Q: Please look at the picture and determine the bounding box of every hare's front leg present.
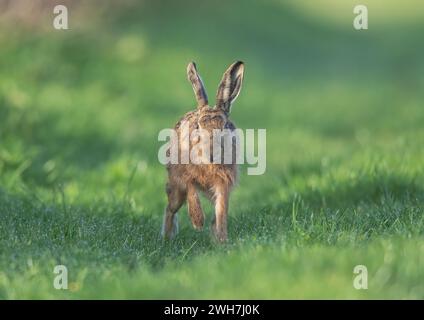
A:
[212,185,229,242]
[162,182,186,239]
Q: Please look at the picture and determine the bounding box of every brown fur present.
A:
[162,61,245,242]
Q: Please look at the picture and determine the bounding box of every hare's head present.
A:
[187,61,245,131]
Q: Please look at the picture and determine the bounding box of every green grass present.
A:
[0,0,423,299]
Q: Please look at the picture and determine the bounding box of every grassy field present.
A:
[0,0,423,299]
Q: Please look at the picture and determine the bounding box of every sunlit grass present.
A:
[0,0,423,299]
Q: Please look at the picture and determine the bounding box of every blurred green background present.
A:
[0,0,423,299]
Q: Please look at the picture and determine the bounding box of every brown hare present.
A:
[161,61,245,242]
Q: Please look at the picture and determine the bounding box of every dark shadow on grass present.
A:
[230,166,424,244]
[292,171,423,209]
[0,100,119,186]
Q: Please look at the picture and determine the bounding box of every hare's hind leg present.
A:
[162,182,186,239]
[212,184,229,242]
[187,184,204,230]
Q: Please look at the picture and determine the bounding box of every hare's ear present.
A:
[215,61,244,113]
[187,62,208,107]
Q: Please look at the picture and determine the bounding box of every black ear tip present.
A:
[231,61,245,73]
[187,61,197,71]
